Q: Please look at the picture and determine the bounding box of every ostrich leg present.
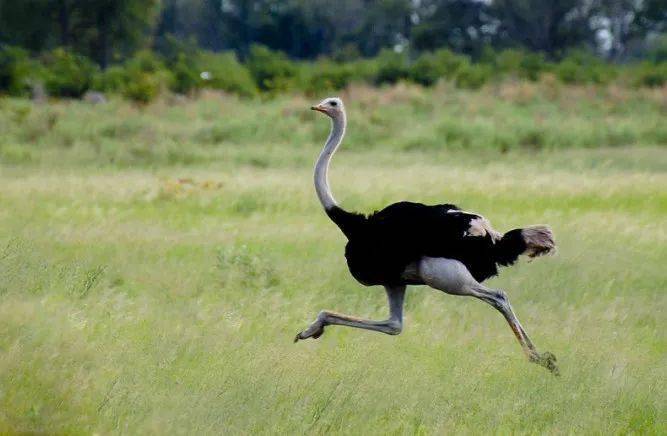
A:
[416,257,559,375]
[294,285,406,341]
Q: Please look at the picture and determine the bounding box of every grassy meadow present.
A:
[0,83,666,434]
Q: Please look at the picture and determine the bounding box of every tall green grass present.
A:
[0,87,665,433]
[1,83,666,169]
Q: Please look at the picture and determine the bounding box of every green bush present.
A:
[83,46,257,102]
[122,73,162,104]
[246,45,296,93]
[121,51,171,103]
[375,49,410,85]
[170,53,202,95]
[2,42,666,101]
[93,66,127,93]
[479,47,506,70]
[156,36,203,95]
[519,52,547,81]
[301,60,354,93]
[433,49,469,79]
[487,49,548,81]
[555,51,616,85]
[125,50,165,75]
[156,37,255,96]
[554,58,580,84]
[409,49,468,86]
[409,52,444,86]
[346,58,379,83]
[41,48,97,98]
[634,62,667,87]
[0,45,32,96]
[197,51,257,97]
[455,63,490,89]
[646,34,667,64]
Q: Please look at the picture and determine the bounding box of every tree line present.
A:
[1,0,666,67]
[1,1,666,102]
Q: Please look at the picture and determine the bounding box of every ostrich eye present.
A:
[330,101,337,107]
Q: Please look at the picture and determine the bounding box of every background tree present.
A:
[634,0,667,34]
[0,0,160,67]
[411,0,493,56]
[76,0,161,67]
[490,0,598,57]
[0,0,59,51]
[1,0,667,66]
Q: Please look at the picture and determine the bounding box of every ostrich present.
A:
[294,97,559,375]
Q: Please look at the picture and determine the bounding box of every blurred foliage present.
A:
[634,62,667,87]
[41,48,97,98]
[454,62,491,89]
[646,34,667,63]
[119,51,170,104]
[2,43,667,102]
[374,50,410,85]
[300,60,355,94]
[0,0,666,102]
[0,0,665,69]
[554,50,617,85]
[3,79,666,170]
[0,0,160,67]
[410,49,468,86]
[246,45,297,93]
[0,45,33,96]
[196,51,257,97]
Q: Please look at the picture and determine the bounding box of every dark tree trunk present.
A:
[58,0,70,46]
[97,9,110,68]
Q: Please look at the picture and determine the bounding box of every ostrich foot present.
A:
[529,351,559,376]
[294,320,325,342]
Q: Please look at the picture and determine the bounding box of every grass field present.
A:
[0,84,666,434]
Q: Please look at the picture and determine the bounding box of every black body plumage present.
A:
[326,202,528,285]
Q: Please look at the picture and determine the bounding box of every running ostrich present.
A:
[295,97,559,374]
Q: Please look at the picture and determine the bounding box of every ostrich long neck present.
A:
[314,112,346,210]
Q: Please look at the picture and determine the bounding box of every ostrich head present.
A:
[311,97,344,118]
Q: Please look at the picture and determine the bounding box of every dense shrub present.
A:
[85,46,257,101]
[246,45,296,93]
[455,63,490,89]
[433,49,468,79]
[127,50,165,76]
[646,34,667,63]
[555,58,581,84]
[346,58,379,84]
[0,45,33,96]
[374,49,410,85]
[170,53,202,94]
[156,37,257,97]
[3,43,667,103]
[484,49,548,81]
[122,73,163,104]
[409,49,468,86]
[93,66,127,93]
[120,51,170,103]
[555,51,616,85]
[301,60,354,93]
[156,36,203,95]
[197,51,257,97]
[409,52,444,86]
[41,48,97,98]
[634,62,667,87]
[519,52,548,81]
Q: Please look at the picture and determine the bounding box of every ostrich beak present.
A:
[311,105,326,113]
